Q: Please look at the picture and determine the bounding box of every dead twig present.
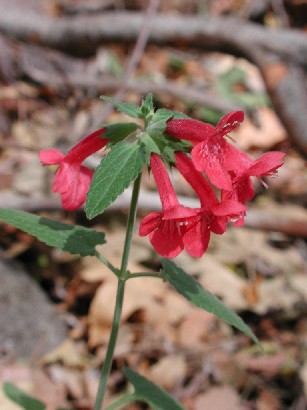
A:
[0,192,306,238]
[1,5,306,154]
[95,0,160,122]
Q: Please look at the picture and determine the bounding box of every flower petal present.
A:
[166,119,215,144]
[212,200,247,216]
[175,152,218,208]
[191,141,232,190]
[139,212,162,236]
[39,149,65,165]
[150,220,184,258]
[216,111,244,135]
[52,163,93,210]
[150,154,179,209]
[66,128,108,163]
[183,219,210,258]
[163,204,199,220]
[247,152,285,176]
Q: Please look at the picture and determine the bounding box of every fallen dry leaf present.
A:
[194,385,247,410]
[178,310,216,348]
[236,107,286,150]
[147,354,187,390]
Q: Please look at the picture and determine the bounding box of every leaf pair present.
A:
[3,369,184,410]
[0,209,261,344]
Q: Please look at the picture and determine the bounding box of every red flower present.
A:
[173,153,246,257]
[166,111,245,190]
[222,150,285,225]
[39,128,107,210]
[139,154,197,258]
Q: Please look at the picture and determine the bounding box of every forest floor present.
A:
[0,1,306,409]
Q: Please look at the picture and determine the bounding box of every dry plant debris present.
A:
[0,0,306,409]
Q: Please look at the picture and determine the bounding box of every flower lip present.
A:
[39,127,108,211]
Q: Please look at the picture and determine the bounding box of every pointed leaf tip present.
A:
[161,258,262,349]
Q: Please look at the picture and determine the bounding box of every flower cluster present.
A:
[139,111,284,258]
[39,110,284,259]
[39,128,108,210]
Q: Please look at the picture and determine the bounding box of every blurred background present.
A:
[0,1,306,409]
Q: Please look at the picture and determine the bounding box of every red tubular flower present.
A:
[139,154,197,258]
[39,128,107,210]
[166,111,245,190]
[173,152,247,257]
[222,151,285,225]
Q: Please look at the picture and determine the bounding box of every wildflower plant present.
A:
[0,94,284,410]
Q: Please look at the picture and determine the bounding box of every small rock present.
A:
[0,257,66,358]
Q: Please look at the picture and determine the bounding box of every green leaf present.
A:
[217,67,246,91]
[3,382,46,410]
[103,122,138,146]
[86,141,147,219]
[140,93,154,118]
[198,107,221,125]
[0,208,105,256]
[107,52,124,79]
[228,92,270,109]
[147,119,169,139]
[140,132,162,163]
[123,367,185,410]
[153,109,191,122]
[100,96,139,118]
[161,258,262,347]
[216,67,269,109]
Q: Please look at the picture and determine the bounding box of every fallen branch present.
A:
[0,7,306,64]
[4,37,238,113]
[0,192,306,238]
[0,4,306,153]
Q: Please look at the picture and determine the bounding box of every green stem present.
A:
[105,393,138,410]
[94,251,118,275]
[127,272,166,280]
[94,279,125,410]
[94,174,142,410]
[119,174,142,277]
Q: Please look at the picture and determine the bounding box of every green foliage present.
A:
[100,96,140,118]
[3,383,46,410]
[141,132,192,164]
[216,67,270,109]
[107,52,124,79]
[140,108,191,164]
[153,108,191,121]
[0,208,105,256]
[140,93,155,119]
[197,107,222,124]
[123,367,185,410]
[85,141,147,219]
[168,54,185,73]
[103,122,138,146]
[161,258,262,348]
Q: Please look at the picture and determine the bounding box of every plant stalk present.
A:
[94,173,142,410]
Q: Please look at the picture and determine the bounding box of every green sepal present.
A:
[102,122,138,147]
[140,132,191,165]
[154,108,191,121]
